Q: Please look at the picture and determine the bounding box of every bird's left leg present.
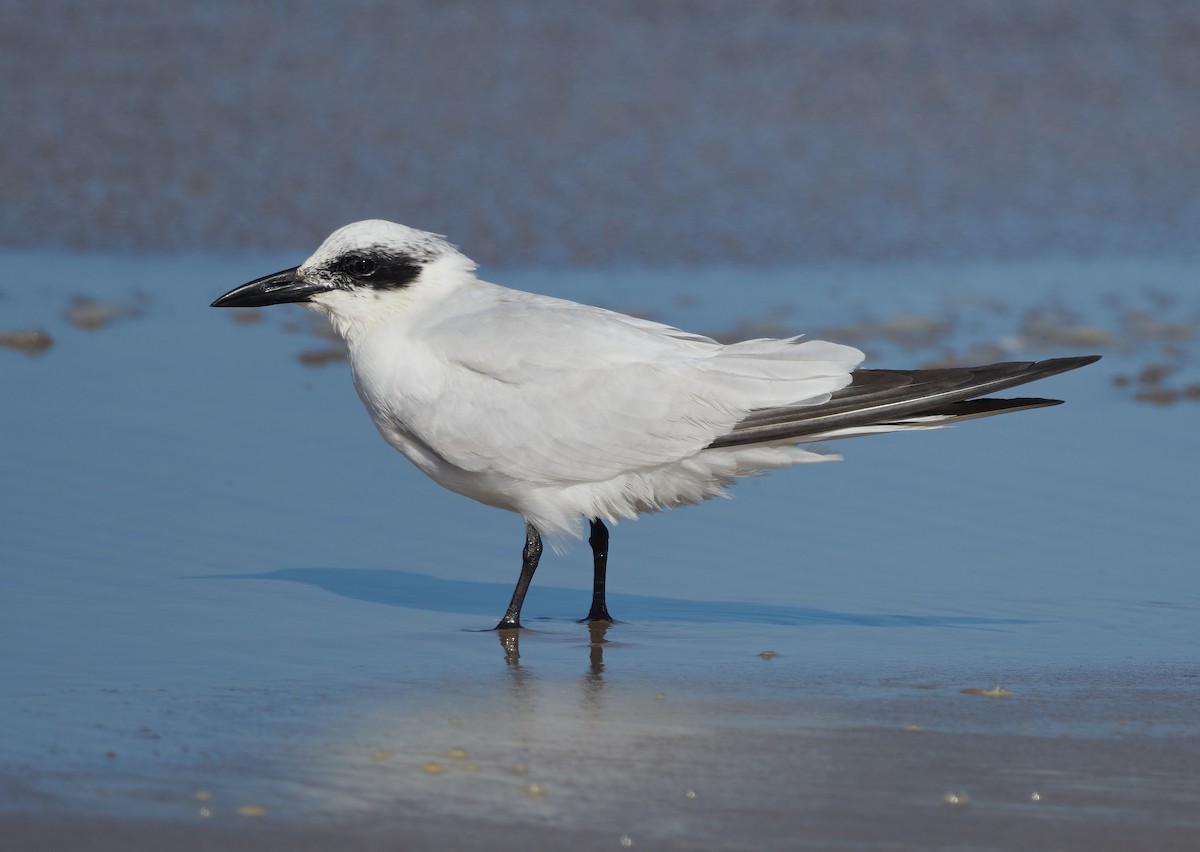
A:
[580,518,615,623]
[496,522,542,630]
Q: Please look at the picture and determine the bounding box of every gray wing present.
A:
[707,356,1101,449]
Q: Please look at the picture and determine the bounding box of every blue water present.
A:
[2,250,1197,832]
[2,2,1198,263]
[3,3,1198,845]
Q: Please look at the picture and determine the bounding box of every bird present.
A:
[211,220,1100,629]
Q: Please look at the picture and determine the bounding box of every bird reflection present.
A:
[586,620,611,676]
[496,621,615,714]
[496,627,537,713]
[497,626,522,667]
[582,620,611,712]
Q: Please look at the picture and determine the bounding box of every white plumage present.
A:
[212,220,1098,627]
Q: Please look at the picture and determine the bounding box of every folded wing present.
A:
[707,356,1101,448]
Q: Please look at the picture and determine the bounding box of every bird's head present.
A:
[211,220,476,340]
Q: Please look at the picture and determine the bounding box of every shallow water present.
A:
[2,249,1198,849]
[3,1,1199,264]
[4,2,1199,846]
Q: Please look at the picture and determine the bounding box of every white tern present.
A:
[212,220,1099,628]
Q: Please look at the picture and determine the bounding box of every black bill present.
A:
[210,267,331,308]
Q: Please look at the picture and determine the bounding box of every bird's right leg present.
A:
[580,518,615,623]
[496,522,542,630]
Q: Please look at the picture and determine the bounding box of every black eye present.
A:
[345,257,378,278]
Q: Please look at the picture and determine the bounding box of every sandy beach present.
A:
[2,3,1198,849]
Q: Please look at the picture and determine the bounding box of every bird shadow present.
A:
[194,567,1030,628]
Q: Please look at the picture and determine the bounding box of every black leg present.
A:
[496,522,542,629]
[581,518,615,623]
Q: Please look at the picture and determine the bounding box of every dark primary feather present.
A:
[707,355,1101,448]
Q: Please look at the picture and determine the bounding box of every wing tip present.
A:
[1034,354,1102,371]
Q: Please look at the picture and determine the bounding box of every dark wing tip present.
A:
[1033,354,1102,373]
[708,354,1101,449]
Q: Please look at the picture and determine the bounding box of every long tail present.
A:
[707,355,1101,448]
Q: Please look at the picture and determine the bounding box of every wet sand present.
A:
[3,250,1198,849]
[3,3,1198,848]
[5,669,1199,852]
[4,619,1199,851]
[2,1,1198,263]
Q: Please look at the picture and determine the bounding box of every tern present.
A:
[212,220,1099,629]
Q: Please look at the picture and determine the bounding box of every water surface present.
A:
[2,249,1197,850]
